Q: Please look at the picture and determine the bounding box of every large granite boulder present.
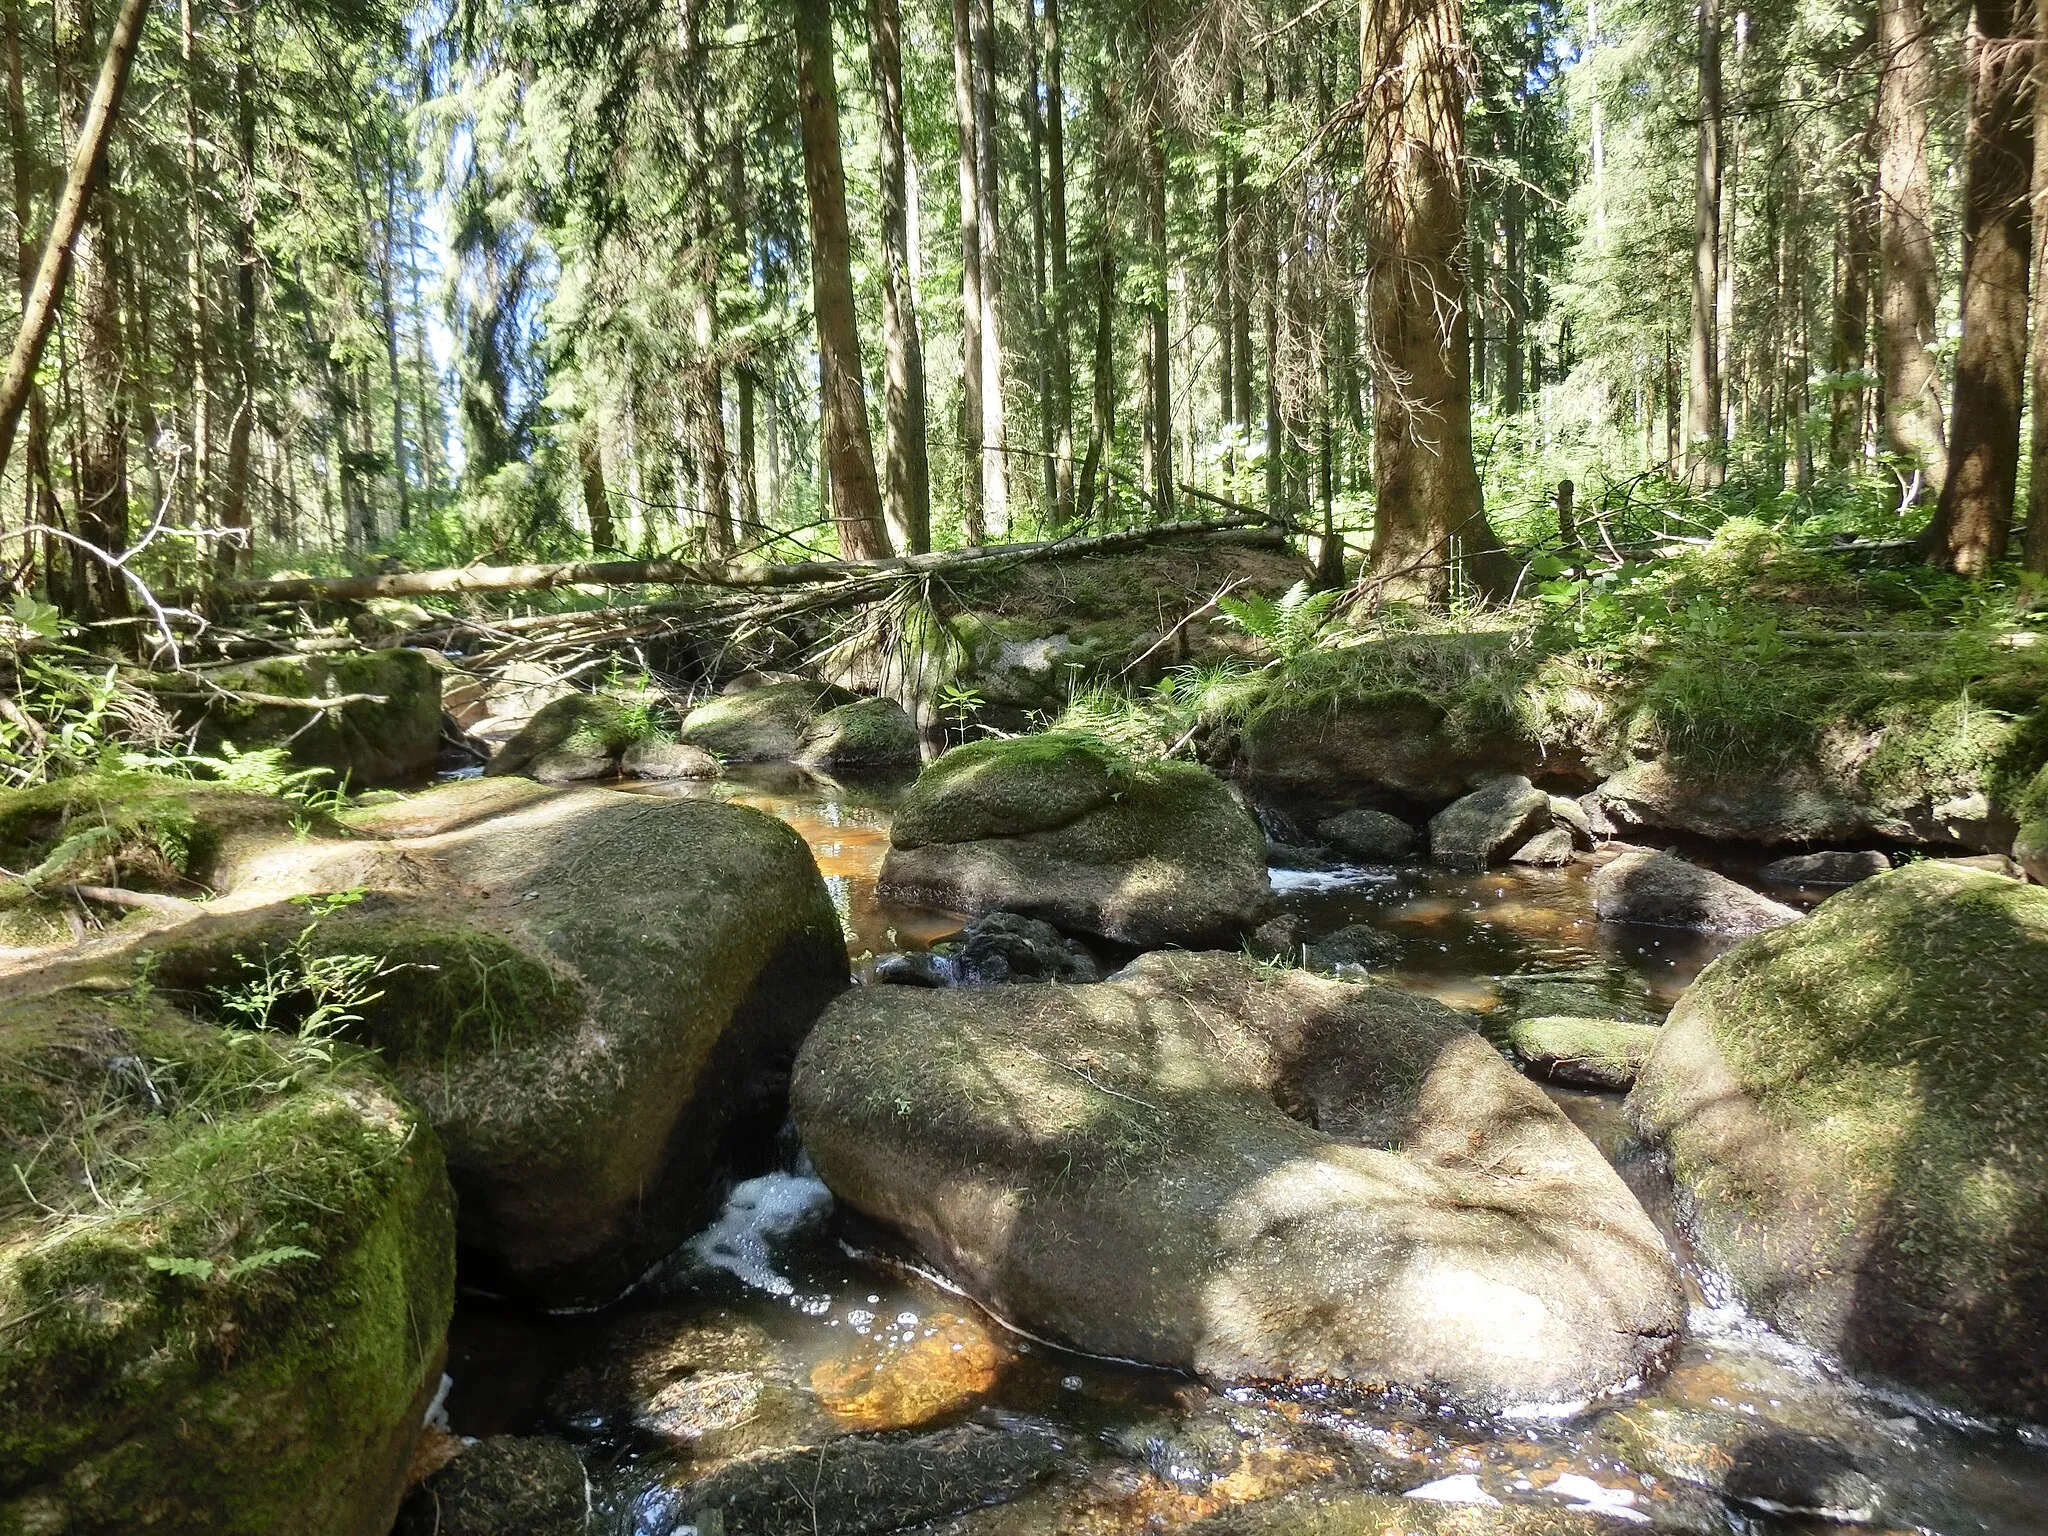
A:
[143,780,849,1308]
[679,681,857,763]
[0,988,454,1535]
[793,952,1683,1409]
[1317,808,1419,862]
[794,698,921,775]
[1592,850,1800,934]
[1758,849,1891,887]
[1628,862,2048,1418]
[878,735,1271,948]
[154,648,442,789]
[1428,776,1554,870]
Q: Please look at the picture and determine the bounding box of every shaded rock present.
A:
[1578,792,1617,842]
[669,1421,1061,1536]
[143,782,849,1308]
[153,647,442,789]
[1234,690,1541,820]
[681,681,857,763]
[1316,808,1419,862]
[1759,850,1891,887]
[620,740,721,781]
[721,669,809,693]
[873,951,954,988]
[1593,851,1800,934]
[1509,828,1576,866]
[0,989,454,1536]
[1627,862,2048,1419]
[1429,776,1554,871]
[795,698,922,774]
[878,736,1270,949]
[1188,1488,1625,1535]
[950,912,1102,985]
[1505,1016,1662,1092]
[793,952,1683,1409]
[486,693,664,781]
[2017,821,2048,885]
[1549,795,1596,849]
[529,746,617,784]
[1266,839,1338,871]
[1247,913,1308,962]
[1601,1408,1883,1523]
[1938,852,2023,878]
[1303,922,1403,974]
[394,1436,589,1536]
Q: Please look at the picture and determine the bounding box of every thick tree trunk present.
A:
[1831,174,1875,469]
[1042,0,1073,526]
[1685,0,1723,485]
[2027,0,2048,573]
[795,0,891,560]
[971,0,1008,531]
[1359,0,1510,600]
[1928,0,2034,574]
[1143,86,1173,520]
[579,433,615,551]
[218,0,255,576]
[4,0,58,573]
[952,0,985,543]
[680,0,732,557]
[1877,0,1948,501]
[869,0,931,553]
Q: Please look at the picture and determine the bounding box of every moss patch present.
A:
[485,692,668,779]
[889,732,1132,849]
[0,986,455,1533]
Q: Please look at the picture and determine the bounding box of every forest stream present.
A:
[429,767,2048,1536]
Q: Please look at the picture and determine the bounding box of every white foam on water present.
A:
[685,1171,833,1297]
[1404,1474,1499,1506]
[1546,1473,1650,1524]
[1267,864,1402,893]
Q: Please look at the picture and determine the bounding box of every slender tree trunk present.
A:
[1877,0,1948,501]
[1503,194,1524,413]
[952,0,985,543]
[1216,164,1233,438]
[681,0,732,557]
[378,136,411,531]
[795,0,891,560]
[1229,72,1254,431]
[2026,0,2048,572]
[1685,0,1723,485]
[180,0,210,527]
[1359,0,1510,600]
[1142,73,1173,519]
[1042,0,1073,526]
[1719,11,1744,449]
[579,432,614,551]
[730,131,761,542]
[219,0,256,576]
[1022,0,1053,522]
[869,0,931,553]
[1078,81,1115,524]
[1831,173,1875,469]
[1929,0,2034,574]
[5,0,58,574]
[971,0,1008,531]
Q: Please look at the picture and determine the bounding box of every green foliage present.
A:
[209,892,403,1075]
[1217,581,1345,664]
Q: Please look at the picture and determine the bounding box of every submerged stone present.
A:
[1592,850,1800,934]
[1601,1407,1883,1523]
[1188,1488,1627,1535]
[1628,862,2048,1419]
[793,952,1682,1409]
[1758,849,1891,887]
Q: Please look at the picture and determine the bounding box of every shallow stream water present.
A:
[443,768,2048,1535]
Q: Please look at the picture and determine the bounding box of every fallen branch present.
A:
[56,884,199,915]
[219,516,1280,606]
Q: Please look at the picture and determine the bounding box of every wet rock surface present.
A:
[681,680,859,763]
[793,951,1683,1408]
[1601,1407,1884,1522]
[948,911,1103,985]
[1504,1015,1662,1091]
[1758,849,1892,887]
[394,1435,591,1536]
[795,698,923,774]
[1429,776,1555,871]
[1592,850,1801,933]
[1316,808,1419,862]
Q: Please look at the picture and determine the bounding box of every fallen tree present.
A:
[220,516,1284,606]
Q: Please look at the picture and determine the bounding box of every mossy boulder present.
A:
[794,698,921,775]
[1627,862,2048,1418]
[0,987,455,1535]
[485,692,667,781]
[792,953,1682,1409]
[2013,764,2048,883]
[1428,775,1554,871]
[1234,689,1541,821]
[1317,808,1419,862]
[951,612,1162,709]
[1189,1490,1625,1536]
[878,735,1271,948]
[143,781,849,1308]
[393,1436,589,1536]
[1504,1016,1662,1092]
[156,648,442,790]
[679,681,857,763]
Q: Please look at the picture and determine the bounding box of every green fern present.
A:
[1217,581,1343,663]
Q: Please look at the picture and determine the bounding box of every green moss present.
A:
[0,772,310,896]
[1506,1016,1661,1073]
[678,681,845,762]
[0,987,454,1533]
[889,732,1134,848]
[486,691,668,778]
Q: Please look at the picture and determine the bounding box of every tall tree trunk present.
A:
[730,130,761,543]
[1042,0,1073,526]
[795,0,892,560]
[1142,65,1173,520]
[1216,163,1233,437]
[54,0,127,619]
[869,0,930,553]
[1685,0,1723,485]
[2026,0,2048,573]
[1502,193,1524,413]
[1929,0,2034,573]
[1078,80,1115,524]
[1831,173,1874,469]
[1359,0,1509,600]
[971,0,1008,531]
[181,0,209,527]
[219,0,256,576]
[1022,0,1052,522]
[1229,71,1254,431]
[377,134,411,530]
[5,0,58,574]
[681,0,732,557]
[1877,0,1948,501]
[952,0,985,543]
[579,432,614,551]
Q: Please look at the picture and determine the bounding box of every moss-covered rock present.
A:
[155,648,442,790]
[679,681,856,763]
[794,698,921,774]
[1428,775,1554,871]
[144,781,849,1308]
[485,692,667,781]
[1627,862,2048,1418]
[2013,764,2048,883]
[1505,1016,1662,1092]
[879,736,1270,948]
[951,612,1162,710]
[393,1436,589,1536]
[793,953,1682,1408]
[0,987,455,1535]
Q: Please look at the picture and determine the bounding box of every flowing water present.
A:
[443,767,2048,1535]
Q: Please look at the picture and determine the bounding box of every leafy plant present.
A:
[210,891,407,1080]
[1217,581,1344,663]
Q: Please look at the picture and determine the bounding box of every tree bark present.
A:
[579,432,615,551]
[681,0,733,557]
[1043,0,1073,526]
[2027,0,2048,573]
[952,0,985,543]
[795,0,892,560]
[972,0,1009,531]
[219,0,256,576]
[869,0,931,553]
[4,0,58,574]
[1831,172,1875,469]
[1142,70,1173,520]
[1877,0,1948,501]
[1358,0,1510,600]
[181,0,210,527]
[1078,79,1116,524]
[730,130,761,542]
[1685,0,1723,485]
[1929,0,2034,574]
